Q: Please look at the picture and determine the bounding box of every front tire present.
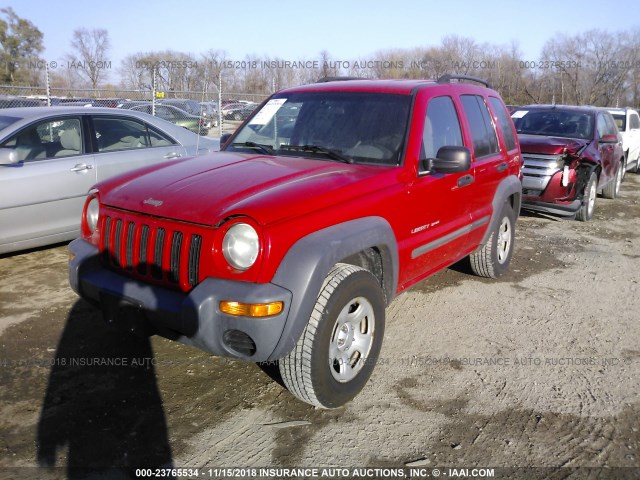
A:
[602,162,622,199]
[279,263,385,408]
[470,201,515,278]
[576,172,598,222]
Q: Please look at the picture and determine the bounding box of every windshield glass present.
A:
[226,91,412,165]
[0,115,21,132]
[511,109,594,140]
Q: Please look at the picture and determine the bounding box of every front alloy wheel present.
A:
[603,162,622,199]
[576,172,597,221]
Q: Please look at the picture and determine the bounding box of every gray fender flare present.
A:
[480,175,522,246]
[267,216,398,360]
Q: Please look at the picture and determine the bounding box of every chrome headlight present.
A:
[222,223,259,270]
[86,196,100,233]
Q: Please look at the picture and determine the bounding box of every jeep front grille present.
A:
[100,209,211,292]
[522,153,564,193]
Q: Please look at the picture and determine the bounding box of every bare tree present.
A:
[68,28,110,91]
[108,29,640,108]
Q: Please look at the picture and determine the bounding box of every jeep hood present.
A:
[518,134,590,155]
[98,152,395,226]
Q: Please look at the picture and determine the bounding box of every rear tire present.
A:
[279,263,385,408]
[470,201,515,278]
[576,172,597,221]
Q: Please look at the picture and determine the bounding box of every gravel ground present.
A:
[0,174,638,480]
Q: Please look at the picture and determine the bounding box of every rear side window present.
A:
[421,96,463,159]
[94,117,149,152]
[93,116,174,151]
[489,97,517,151]
[461,95,499,158]
[147,125,174,147]
[630,112,640,130]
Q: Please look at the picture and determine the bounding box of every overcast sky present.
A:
[7,0,640,73]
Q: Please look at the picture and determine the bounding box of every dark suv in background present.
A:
[512,105,624,221]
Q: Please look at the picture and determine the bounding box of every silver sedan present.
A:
[0,106,219,254]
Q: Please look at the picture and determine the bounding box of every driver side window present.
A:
[421,96,463,159]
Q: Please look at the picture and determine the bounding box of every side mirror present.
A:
[0,148,19,165]
[220,133,232,148]
[419,146,471,175]
[599,133,618,144]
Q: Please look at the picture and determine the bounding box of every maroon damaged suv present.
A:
[512,105,624,221]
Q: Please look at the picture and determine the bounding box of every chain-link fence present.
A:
[0,84,269,139]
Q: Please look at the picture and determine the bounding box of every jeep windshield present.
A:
[512,108,594,140]
[225,92,411,166]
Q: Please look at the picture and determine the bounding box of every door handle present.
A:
[496,162,508,173]
[457,174,474,187]
[164,152,182,159]
[70,164,93,172]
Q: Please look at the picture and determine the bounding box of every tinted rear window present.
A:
[461,95,499,158]
[489,97,517,151]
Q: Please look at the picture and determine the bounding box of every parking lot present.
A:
[0,175,638,478]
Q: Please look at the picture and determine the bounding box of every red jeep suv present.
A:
[69,76,522,408]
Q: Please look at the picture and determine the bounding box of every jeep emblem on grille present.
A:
[143,198,163,207]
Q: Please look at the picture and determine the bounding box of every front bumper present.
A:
[521,164,581,217]
[69,238,292,361]
[521,198,582,217]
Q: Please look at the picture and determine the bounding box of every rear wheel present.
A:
[279,263,385,408]
[576,172,597,221]
[470,201,515,278]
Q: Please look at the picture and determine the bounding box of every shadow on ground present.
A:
[37,300,174,479]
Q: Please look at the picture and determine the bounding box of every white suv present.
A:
[608,107,640,173]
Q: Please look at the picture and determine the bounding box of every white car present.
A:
[607,107,640,173]
[0,107,219,254]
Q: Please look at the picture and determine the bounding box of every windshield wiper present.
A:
[279,144,353,164]
[230,141,275,155]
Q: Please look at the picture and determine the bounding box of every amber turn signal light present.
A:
[219,301,284,317]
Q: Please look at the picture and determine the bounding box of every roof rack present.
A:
[437,74,492,89]
[316,76,364,83]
